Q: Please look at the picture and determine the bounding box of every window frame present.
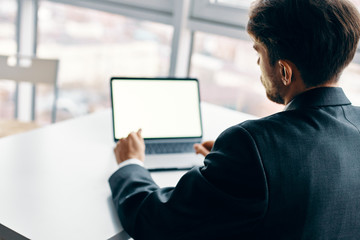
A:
[191,0,248,27]
[104,0,173,13]
[44,0,174,25]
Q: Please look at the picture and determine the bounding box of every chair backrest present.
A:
[0,55,59,123]
[0,55,59,84]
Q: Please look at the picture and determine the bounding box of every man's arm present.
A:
[109,125,268,240]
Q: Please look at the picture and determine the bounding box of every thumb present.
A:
[137,129,142,138]
[137,129,145,144]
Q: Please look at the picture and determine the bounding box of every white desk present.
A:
[0,102,256,240]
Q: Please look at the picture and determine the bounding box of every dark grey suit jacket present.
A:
[109,87,360,240]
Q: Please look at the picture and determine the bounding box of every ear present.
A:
[278,60,293,86]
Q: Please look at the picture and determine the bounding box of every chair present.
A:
[0,55,59,137]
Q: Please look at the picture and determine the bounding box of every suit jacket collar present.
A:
[285,87,351,111]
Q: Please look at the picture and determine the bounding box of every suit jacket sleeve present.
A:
[109,124,268,240]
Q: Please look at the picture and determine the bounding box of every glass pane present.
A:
[192,1,360,114]
[333,0,360,106]
[190,31,360,118]
[190,32,283,117]
[0,0,16,54]
[340,64,360,106]
[37,2,173,123]
[0,0,17,120]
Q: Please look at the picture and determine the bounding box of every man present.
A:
[109,0,360,239]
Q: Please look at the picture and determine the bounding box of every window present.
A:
[37,1,173,122]
[340,64,360,106]
[0,0,16,54]
[340,0,360,106]
[0,0,17,119]
[189,0,280,117]
[190,32,283,117]
[190,0,248,29]
[188,0,360,118]
[4,0,360,123]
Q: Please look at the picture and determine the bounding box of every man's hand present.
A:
[114,129,145,164]
[193,140,214,157]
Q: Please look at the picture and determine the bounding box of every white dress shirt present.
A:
[117,158,144,169]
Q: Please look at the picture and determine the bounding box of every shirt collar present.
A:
[285,87,351,111]
[283,99,294,111]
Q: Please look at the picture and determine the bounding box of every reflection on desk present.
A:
[0,102,255,240]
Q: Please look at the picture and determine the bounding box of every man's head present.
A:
[247,0,360,104]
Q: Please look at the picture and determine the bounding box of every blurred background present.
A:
[1,0,360,125]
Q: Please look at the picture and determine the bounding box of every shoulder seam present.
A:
[341,106,360,135]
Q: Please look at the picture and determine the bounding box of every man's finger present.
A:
[137,129,142,138]
[202,141,214,151]
[194,144,210,156]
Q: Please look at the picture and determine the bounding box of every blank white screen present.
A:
[112,79,202,139]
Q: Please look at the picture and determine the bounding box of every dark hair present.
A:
[247,0,360,87]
